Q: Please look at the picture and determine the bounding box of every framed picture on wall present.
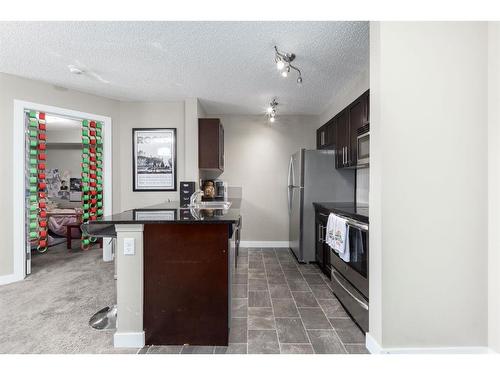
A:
[132,128,177,191]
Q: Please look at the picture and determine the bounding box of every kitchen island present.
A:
[87,201,241,348]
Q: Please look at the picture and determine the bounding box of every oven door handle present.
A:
[331,269,369,311]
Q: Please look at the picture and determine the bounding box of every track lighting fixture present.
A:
[274,46,303,85]
[266,99,279,123]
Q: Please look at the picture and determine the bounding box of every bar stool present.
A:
[81,223,118,330]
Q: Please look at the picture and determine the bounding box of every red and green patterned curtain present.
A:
[27,111,48,253]
[81,120,104,250]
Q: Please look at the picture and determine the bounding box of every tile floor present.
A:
[141,247,368,354]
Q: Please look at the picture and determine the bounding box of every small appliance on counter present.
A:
[179,181,196,207]
[200,179,227,201]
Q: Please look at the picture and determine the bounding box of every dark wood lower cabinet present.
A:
[143,223,230,346]
[315,211,331,278]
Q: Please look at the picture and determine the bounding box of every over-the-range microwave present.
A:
[357,125,369,166]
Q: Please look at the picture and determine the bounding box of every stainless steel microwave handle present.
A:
[331,269,368,310]
[357,132,370,140]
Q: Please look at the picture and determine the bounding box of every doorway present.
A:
[13,101,113,281]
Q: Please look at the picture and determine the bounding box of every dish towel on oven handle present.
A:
[325,213,350,262]
[325,213,337,249]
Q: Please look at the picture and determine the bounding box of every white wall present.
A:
[488,21,500,353]
[184,98,202,185]
[0,72,120,277]
[356,168,369,205]
[118,101,185,211]
[369,22,488,350]
[217,115,318,242]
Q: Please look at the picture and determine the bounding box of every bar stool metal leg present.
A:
[89,237,117,330]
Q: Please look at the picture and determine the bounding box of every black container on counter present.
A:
[179,181,196,207]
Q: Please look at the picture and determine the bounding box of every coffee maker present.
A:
[200,179,227,201]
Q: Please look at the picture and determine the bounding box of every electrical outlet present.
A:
[123,238,135,255]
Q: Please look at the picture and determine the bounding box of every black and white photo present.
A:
[132,128,177,191]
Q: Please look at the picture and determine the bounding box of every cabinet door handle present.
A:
[318,224,323,243]
[331,269,368,310]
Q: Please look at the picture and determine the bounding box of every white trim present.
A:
[365,332,382,354]
[365,332,492,354]
[13,100,113,281]
[114,331,145,348]
[239,241,290,248]
[12,102,25,283]
[0,273,20,286]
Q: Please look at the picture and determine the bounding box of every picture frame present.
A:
[132,128,177,191]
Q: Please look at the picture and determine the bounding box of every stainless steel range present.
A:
[314,203,369,333]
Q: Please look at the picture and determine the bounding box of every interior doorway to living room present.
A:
[13,101,113,281]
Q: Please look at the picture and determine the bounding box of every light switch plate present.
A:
[123,238,135,255]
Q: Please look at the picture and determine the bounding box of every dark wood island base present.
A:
[144,223,233,346]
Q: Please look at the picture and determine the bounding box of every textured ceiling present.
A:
[0,22,369,115]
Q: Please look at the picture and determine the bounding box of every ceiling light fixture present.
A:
[266,98,279,123]
[274,46,303,85]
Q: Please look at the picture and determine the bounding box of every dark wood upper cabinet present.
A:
[199,118,224,174]
[317,89,369,169]
[335,109,350,168]
[316,119,336,150]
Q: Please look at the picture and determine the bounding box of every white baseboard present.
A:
[0,273,23,286]
[114,331,145,348]
[366,332,492,354]
[239,241,290,248]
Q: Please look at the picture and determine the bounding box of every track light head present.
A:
[266,98,279,123]
[281,66,290,78]
[274,46,303,84]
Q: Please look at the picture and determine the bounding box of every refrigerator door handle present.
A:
[287,186,292,214]
[287,156,293,214]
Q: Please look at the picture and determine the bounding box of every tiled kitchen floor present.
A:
[140,247,368,355]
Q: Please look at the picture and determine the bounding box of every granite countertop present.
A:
[88,199,241,225]
[313,202,369,224]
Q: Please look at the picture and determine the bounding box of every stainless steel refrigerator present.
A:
[288,149,355,263]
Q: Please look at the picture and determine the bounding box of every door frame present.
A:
[13,100,113,282]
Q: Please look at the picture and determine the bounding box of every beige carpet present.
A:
[0,242,137,354]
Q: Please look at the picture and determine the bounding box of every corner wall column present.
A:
[114,224,144,348]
